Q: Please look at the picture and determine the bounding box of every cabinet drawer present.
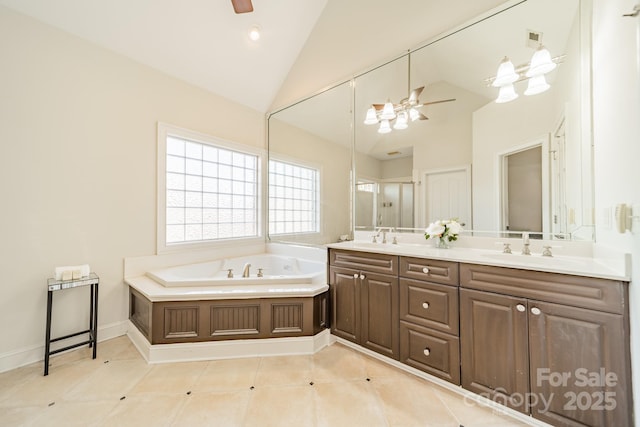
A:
[400,321,460,385]
[400,278,459,335]
[400,257,458,286]
[460,263,626,314]
[330,249,397,275]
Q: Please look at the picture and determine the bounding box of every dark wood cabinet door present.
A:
[361,271,399,359]
[460,288,530,413]
[528,300,632,427]
[329,266,360,343]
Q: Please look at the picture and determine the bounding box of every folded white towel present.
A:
[55,264,90,280]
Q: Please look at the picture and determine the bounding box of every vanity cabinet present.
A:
[399,257,460,384]
[460,263,632,427]
[329,250,399,360]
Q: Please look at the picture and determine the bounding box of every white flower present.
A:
[447,221,462,235]
[425,222,445,238]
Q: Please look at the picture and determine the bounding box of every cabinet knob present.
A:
[422,302,430,309]
[422,267,430,274]
[353,273,359,279]
[516,304,526,312]
[423,348,430,356]
[531,307,541,315]
[360,274,365,280]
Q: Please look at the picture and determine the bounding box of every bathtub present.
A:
[146,253,325,288]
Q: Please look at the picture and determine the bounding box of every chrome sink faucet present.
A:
[242,263,251,278]
[521,233,531,255]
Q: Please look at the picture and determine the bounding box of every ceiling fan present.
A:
[232,0,254,13]
[365,86,456,133]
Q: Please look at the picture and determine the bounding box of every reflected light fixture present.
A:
[380,101,396,120]
[393,111,408,130]
[378,119,392,134]
[487,44,562,103]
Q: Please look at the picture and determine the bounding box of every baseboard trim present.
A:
[126,320,332,364]
[0,320,129,374]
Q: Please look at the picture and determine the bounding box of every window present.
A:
[158,124,260,252]
[269,159,320,235]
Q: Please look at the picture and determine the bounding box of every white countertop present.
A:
[126,275,329,302]
[326,241,630,281]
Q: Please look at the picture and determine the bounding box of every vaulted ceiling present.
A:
[0,0,510,112]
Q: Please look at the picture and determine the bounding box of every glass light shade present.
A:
[492,57,519,87]
[495,84,518,103]
[409,108,420,122]
[524,74,550,96]
[248,26,261,41]
[393,112,408,130]
[378,119,392,134]
[364,107,378,125]
[526,46,556,77]
[380,102,396,120]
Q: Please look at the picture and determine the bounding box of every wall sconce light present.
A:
[487,45,563,103]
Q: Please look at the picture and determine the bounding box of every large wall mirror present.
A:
[268,0,594,244]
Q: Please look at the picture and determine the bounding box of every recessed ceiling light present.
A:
[248,26,261,41]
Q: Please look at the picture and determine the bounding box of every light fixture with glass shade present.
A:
[378,119,392,134]
[526,45,557,77]
[380,101,396,120]
[393,112,408,130]
[364,107,378,125]
[496,84,519,103]
[492,57,519,87]
[524,74,550,96]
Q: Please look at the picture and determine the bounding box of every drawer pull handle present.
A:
[422,302,430,309]
[423,348,431,356]
[531,307,541,315]
[353,273,358,279]
[516,304,526,312]
[360,274,365,280]
[422,267,430,274]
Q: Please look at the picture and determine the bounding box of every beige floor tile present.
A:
[434,386,528,426]
[191,357,260,392]
[29,400,118,427]
[312,343,367,383]
[64,359,151,401]
[254,355,313,387]
[128,361,208,395]
[372,376,459,426]
[5,358,100,407]
[243,384,315,427]
[170,391,250,427]
[96,336,142,361]
[0,405,42,427]
[0,363,42,405]
[361,354,408,380]
[100,394,185,427]
[314,381,387,427]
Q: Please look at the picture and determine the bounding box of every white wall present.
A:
[591,0,640,421]
[0,7,264,370]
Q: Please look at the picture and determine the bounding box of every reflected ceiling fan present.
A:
[232,0,254,13]
[365,86,456,134]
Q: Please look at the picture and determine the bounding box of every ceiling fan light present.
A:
[492,57,519,87]
[495,84,518,103]
[380,102,396,120]
[409,108,420,122]
[393,112,408,130]
[524,74,550,96]
[378,119,392,134]
[364,107,378,125]
[526,46,556,77]
[248,26,261,41]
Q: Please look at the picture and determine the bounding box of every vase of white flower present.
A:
[424,219,462,249]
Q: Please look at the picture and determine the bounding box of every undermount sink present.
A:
[481,252,592,269]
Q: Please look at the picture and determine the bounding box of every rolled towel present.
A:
[55,264,90,280]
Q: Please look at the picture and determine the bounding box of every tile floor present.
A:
[0,336,532,427]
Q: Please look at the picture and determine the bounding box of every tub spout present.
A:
[242,263,251,278]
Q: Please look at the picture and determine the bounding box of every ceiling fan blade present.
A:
[408,86,425,103]
[421,98,456,106]
[418,112,429,120]
[372,104,385,111]
[231,0,253,13]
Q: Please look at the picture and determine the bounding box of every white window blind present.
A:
[268,159,320,235]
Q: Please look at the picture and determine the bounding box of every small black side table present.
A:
[44,273,99,376]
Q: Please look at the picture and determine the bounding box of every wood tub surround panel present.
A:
[129,289,328,345]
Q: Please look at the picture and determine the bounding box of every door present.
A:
[329,267,360,343]
[423,168,470,227]
[360,271,399,359]
[505,146,543,232]
[460,289,530,413]
[528,300,632,427]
